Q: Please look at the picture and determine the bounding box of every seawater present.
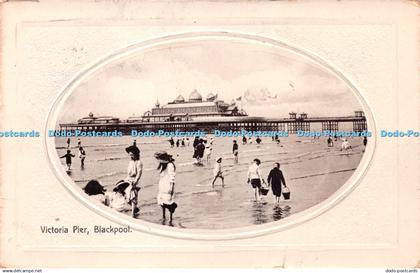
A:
[55,135,365,229]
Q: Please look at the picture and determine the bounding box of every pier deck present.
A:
[59,115,367,134]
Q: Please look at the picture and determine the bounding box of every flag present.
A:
[289,81,295,91]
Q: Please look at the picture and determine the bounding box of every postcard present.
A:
[0,0,418,268]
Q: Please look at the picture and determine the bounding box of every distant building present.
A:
[354,111,365,117]
[77,112,120,124]
[289,112,297,119]
[128,90,247,123]
[299,113,308,119]
[62,94,366,134]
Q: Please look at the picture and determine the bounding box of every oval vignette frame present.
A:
[44,31,377,240]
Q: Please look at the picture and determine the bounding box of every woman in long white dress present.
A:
[204,141,212,163]
[154,151,177,224]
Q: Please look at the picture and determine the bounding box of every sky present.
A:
[57,39,362,123]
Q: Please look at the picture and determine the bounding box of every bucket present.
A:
[282,187,290,200]
[260,188,269,196]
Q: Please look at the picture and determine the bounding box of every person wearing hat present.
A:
[83,179,107,205]
[211,157,224,188]
[194,139,205,166]
[154,151,177,224]
[125,145,143,217]
[107,180,131,212]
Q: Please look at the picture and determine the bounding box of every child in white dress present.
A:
[204,142,213,163]
[125,145,143,217]
[154,151,177,225]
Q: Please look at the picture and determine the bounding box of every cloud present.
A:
[58,40,362,123]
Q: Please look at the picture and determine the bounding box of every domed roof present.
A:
[206,92,217,101]
[189,90,202,102]
[174,94,185,103]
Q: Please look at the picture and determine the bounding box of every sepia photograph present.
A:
[1,0,419,269]
[51,35,370,229]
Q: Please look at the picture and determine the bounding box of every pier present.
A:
[59,111,367,135]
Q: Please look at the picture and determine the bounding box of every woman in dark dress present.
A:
[267,162,287,204]
[195,139,205,166]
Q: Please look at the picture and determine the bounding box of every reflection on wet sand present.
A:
[252,201,269,225]
[272,205,291,221]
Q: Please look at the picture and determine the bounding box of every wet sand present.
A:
[56,135,365,229]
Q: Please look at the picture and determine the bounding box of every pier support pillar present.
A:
[322,121,339,132]
[287,121,310,134]
[353,120,367,132]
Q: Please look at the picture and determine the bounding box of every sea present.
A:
[55,134,365,229]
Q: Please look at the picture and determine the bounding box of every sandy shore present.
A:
[56,135,365,229]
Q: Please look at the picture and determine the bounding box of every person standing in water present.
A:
[78,146,86,168]
[247,158,263,201]
[154,151,177,225]
[193,136,199,149]
[340,138,352,152]
[267,162,287,205]
[77,138,81,148]
[125,145,143,217]
[363,136,368,152]
[242,136,247,145]
[327,137,333,147]
[232,140,239,164]
[195,139,206,166]
[60,149,75,171]
[169,137,174,148]
[211,157,224,188]
[66,138,71,148]
[204,140,212,163]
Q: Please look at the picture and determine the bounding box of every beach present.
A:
[55,135,365,229]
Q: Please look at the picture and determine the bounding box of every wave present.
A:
[96,171,126,180]
[290,168,357,180]
[97,156,125,162]
[56,140,169,150]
